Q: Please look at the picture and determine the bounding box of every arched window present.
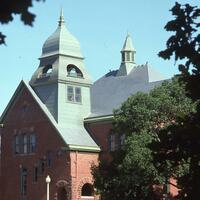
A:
[67,64,83,78]
[81,183,94,197]
[43,64,53,74]
[57,187,68,200]
[38,64,53,78]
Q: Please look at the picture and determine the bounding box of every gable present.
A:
[0,81,100,152]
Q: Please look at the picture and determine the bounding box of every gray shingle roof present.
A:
[90,64,166,117]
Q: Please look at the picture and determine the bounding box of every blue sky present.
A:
[0,0,198,115]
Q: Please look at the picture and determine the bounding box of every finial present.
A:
[127,30,130,37]
[58,7,65,26]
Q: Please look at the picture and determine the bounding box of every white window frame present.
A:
[67,86,82,103]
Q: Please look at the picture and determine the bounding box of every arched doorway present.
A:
[57,187,67,200]
[55,180,69,200]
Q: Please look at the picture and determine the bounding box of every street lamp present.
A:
[46,175,51,200]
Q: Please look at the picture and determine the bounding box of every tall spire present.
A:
[58,8,65,26]
[121,33,136,61]
[117,33,136,76]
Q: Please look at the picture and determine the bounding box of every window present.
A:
[33,166,38,182]
[109,134,116,151]
[131,52,134,62]
[120,134,126,149]
[43,65,53,74]
[23,135,28,154]
[126,52,131,61]
[38,64,53,78]
[122,52,125,62]
[81,183,94,197]
[14,133,36,155]
[20,168,27,196]
[39,159,45,174]
[67,86,74,102]
[67,64,83,78]
[67,86,82,103]
[75,87,81,103]
[14,135,20,154]
[46,151,52,167]
[29,134,36,153]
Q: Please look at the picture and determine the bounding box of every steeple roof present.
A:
[41,10,83,59]
[117,33,136,76]
[121,33,135,52]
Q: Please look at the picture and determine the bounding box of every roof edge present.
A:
[63,145,101,152]
[0,81,24,123]
[84,114,114,123]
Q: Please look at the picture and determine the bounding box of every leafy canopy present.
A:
[158,2,200,199]
[92,78,195,200]
[0,0,45,45]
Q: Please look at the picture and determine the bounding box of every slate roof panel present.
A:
[90,65,166,117]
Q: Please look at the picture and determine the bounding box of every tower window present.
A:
[38,64,53,78]
[43,64,53,74]
[131,52,134,62]
[67,86,82,103]
[122,52,125,62]
[75,87,81,102]
[126,52,131,61]
[67,64,83,78]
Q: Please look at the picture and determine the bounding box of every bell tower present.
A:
[117,33,136,76]
[30,10,92,128]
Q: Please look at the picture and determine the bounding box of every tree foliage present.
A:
[159,2,200,100]
[157,2,200,199]
[92,78,195,200]
[0,0,45,45]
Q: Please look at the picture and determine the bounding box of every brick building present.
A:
[0,11,172,200]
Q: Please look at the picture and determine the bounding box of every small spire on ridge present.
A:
[58,7,65,26]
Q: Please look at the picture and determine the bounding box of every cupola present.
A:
[41,9,83,59]
[117,33,136,76]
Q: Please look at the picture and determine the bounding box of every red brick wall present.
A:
[86,121,113,160]
[0,86,99,200]
[70,151,99,200]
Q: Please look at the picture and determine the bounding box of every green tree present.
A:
[0,0,45,45]
[92,78,195,200]
[157,2,200,199]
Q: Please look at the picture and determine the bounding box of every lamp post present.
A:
[46,175,51,200]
